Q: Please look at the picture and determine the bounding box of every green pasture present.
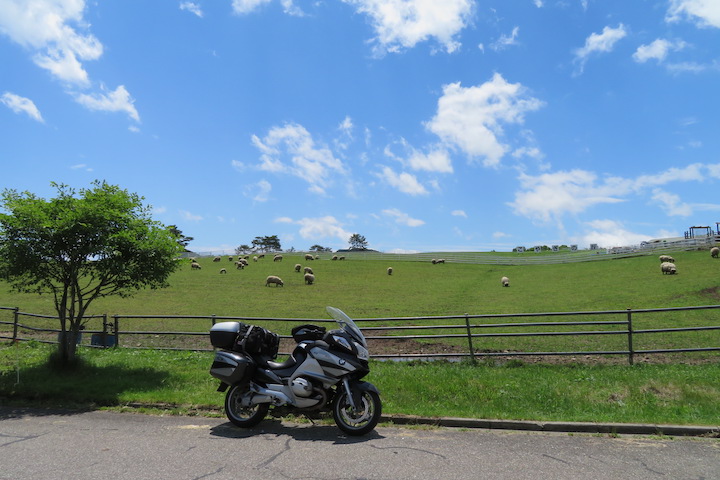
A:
[1,249,719,357]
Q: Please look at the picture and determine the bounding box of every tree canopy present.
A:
[348,233,368,250]
[0,181,183,365]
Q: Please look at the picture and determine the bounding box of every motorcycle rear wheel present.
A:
[332,389,382,436]
[225,384,269,428]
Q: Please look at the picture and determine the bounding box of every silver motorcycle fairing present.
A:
[239,344,360,409]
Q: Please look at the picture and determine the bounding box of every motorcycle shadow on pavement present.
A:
[209,418,385,444]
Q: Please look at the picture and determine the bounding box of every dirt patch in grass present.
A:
[698,286,720,302]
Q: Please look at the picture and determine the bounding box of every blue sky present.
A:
[1,0,719,254]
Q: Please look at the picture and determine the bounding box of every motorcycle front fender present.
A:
[346,380,380,409]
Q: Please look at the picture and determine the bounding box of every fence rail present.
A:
[2,304,719,364]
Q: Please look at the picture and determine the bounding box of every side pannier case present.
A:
[210,351,255,385]
[210,321,243,349]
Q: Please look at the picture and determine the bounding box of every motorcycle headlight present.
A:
[355,343,369,360]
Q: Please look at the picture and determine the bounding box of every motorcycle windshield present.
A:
[326,306,366,348]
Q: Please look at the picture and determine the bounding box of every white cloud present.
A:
[251,123,346,195]
[0,0,103,86]
[633,39,688,63]
[426,73,544,167]
[667,0,720,28]
[179,210,203,221]
[382,208,425,227]
[232,0,272,14]
[73,85,140,122]
[573,24,627,75]
[451,210,467,218]
[491,26,520,51]
[510,163,716,225]
[275,215,352,242]
[70,163,92,171]
[575,220,652,249]
[650,188,693,216]
[244,179,272,203]
[342,0,474,55]
[377,166,428,195]
[1,92,44,122]
[493,231,509,238]
[180,2,204,17]
[510,170,627,224]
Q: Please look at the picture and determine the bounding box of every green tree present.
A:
[235,244,251,255]
[167,225,194,251]
[309,244,332,252]
[0,181,183,366]
[348,233,368,250]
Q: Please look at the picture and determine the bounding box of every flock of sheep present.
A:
[187,246,720,289]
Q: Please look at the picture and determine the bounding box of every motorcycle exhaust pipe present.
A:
[246,384,292,407]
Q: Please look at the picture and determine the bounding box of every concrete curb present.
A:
[381,414,720,437]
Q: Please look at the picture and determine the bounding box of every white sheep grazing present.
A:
[274,254,283,262]
[314,255,320,260]
[191,262,201,270]
[387,267,393,275]
[265,275,284,287]
[213,256,221,262]
[235,261,244,270]
[304,266,314,275]
[304,273,315,285]
[294,264,302,272]
[711,247,719,258]
[338,255,345,260]
[501,276,509,287]
[431,259,437,264]
[220,268,227,274]
[661,262,677,275]
[228,257,233,262]
[240,258,249,266]
[332,255,338,261]
[258,254,265,259]
[436,259,445,264]
[304,254,314,261]
[659,255,675,263]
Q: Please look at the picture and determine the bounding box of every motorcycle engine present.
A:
[290,377,313,397]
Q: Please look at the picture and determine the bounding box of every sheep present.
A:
[436,259,446,264]
[220,268,227,274]
[239,258,249,266]
[235,261,244,270]
[711,247,719,258]
[387,267,393,275]
[265,275,284,287]
[431,259,437,264]
[228,257,233,262]
[304,273,315,285]
[253,256,258,262]
[661,262,677,275]
[304,254,314,261]
[191,262,202,270]
[332,255,338,261]
[659,255,675,263]
[294,264,302,272]
[273,254,283,262]
[304,266,314,274]
[501,276,509,287]
[314,255,320,260]
[213,256,221,262]
[258,254,265,259]
[338,256,346,261]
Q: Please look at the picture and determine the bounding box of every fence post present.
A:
[627,308,634,365]
[464,314,476,364]
[211,314,216,326]
[113,315,120,348]
[12,307,19,342]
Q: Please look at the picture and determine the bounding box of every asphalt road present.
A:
[1,407,718,480]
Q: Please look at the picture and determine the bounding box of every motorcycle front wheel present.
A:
[224,384,269,428]
[332,388,382,436]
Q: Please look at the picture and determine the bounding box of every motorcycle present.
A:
[209,306,382,436]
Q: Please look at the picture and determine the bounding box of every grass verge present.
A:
[1,343,718,427]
